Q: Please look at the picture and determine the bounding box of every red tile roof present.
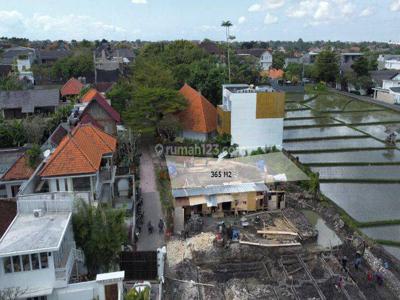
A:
[81,88,101,103]
[0,199,17,238]
[60,78,84,97]
[39,123,117,178]
[1,154,35,181]
[267,69,284,79]
[178,84,217,133]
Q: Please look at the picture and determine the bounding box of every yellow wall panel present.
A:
[256,92,285,119]
[217,106,231,135]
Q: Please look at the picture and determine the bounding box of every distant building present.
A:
[0,153,35,198]
[284,57,302,68]
[339,52,364,72]
[0,148,27,198]
[60,77,85,99]
[372,71,400,104]
[177,84,217,141]
[377,54,400,70]
[0,89,60,119]
[38,49,71,64]
[0,46,36,65]
[237,49,272,71]
[217,84,285,152]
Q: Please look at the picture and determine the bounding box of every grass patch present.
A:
[375,240,400,247]
[358,220,400,228]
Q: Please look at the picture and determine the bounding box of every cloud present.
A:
[131,0,147,4]
[238,16,246,24]
[248,0,284,12]
[248,3,262,12]
[264,13,278,24]
[390,0,400,11]
[0,10,132,40]
[359,7,373,17]
[286,0,357,25]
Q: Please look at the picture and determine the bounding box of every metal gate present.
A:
[120,251,158,280]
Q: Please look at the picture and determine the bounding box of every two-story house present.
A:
[0,198,125,300]
[19,123,117,205]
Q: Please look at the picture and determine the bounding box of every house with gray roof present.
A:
[0,89,60,119]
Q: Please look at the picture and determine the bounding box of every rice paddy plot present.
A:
[286,102,308,110]
[284,126,365,140]
[286,110,319,118]
[354,124,400,141]
[284,118,341,127]
[312,165,400,180]
[361,225,400,242]
[333,110,400,125]
[320,183,400,222]
[382,246,400,261]
[284,138,386,152]
[307,94,379,112]
[297,149,400,164]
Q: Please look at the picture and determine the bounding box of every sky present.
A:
[0,0,399,42]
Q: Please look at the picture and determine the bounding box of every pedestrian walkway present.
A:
[137,147,165,251]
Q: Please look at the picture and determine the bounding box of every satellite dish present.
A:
[43,149,51,158]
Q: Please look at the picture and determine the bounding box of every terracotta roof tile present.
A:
[80,88,101,103]
[1,154,35,181]
[80,88,121,123]
[60,78,84,97]
[0,199,17,238]
[39,124,116,178]
[178,84,217,133]
[267,68,284,79]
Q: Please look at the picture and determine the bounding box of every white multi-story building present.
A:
[217,84,285,153]
[259,51,272,71]
[0,199,125,300]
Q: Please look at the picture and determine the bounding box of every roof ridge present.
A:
[39,133,72,176]
[86,124,114,152]
[68,131,98,171]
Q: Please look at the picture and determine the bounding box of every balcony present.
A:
[55,247,85,287]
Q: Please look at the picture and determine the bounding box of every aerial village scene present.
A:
[1,0,400,299]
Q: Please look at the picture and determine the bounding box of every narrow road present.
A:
[137,146,165,251]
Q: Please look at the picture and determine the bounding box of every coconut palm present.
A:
[221,20,233,83]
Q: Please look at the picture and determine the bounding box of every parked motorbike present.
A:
[158,219,164,233]
[148,221,154,234]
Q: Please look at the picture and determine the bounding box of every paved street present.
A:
[137,147,165,251]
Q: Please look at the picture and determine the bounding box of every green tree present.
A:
[51,53,93,81]
[221,20,233,82]
[26,144,41,168]
[123,87,186,136]
[284,63,303,82]
[125,287,150,300]
[351,56,370,76]
[0,74,23,91]
[272,51,285,69]
[132,58,176,89]
[107,80,135,113]
[72,200,127,276]
[158,114,182,142]
[187,58,226,106]
[314,50,339,82]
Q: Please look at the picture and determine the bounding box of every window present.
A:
[31,253,40,270]
[22,254,31,271]
[40,253,48,269]
[3,257,12,273]
[12,256,21,272]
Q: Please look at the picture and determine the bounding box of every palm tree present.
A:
[221,20,233,83]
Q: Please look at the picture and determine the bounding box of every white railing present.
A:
[17,199,73,213]
[55,247,75,282]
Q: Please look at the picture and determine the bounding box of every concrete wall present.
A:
[230,92,284,151]
[375,90,395,104]
[84,102,117,136]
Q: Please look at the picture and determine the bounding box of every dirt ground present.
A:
[163,183,400,300]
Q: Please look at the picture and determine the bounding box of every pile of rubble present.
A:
[166,232,215,267]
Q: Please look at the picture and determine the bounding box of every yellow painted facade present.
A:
[217,106,231,135]
[255,92,285,119]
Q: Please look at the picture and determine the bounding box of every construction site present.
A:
[163,184,400,300]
